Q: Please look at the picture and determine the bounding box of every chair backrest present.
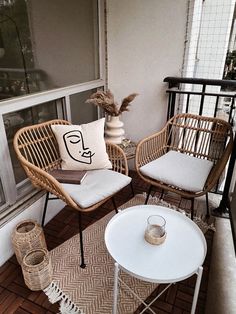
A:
[13,119,70,172]
[166,113,233,165]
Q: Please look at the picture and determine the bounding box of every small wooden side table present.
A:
[117,140,137,160]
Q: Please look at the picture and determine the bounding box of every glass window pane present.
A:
[70,89,99,125]
[3,100,60,185]
[0,0,99,100]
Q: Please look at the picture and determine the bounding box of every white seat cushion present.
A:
[61,169,131,208]
[140,151,213,192]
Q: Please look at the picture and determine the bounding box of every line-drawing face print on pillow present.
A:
[63,130,95,164]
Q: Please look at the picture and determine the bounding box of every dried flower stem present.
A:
[86,90,138,116]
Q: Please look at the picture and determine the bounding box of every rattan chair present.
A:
[135,113,233,219]
[13,119,131,268]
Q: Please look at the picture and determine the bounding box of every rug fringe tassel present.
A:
[44,281,84,314]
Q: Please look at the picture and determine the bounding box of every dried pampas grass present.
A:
[119,93,139,114]
[86,90,138,116]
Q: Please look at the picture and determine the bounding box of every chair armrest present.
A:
[135,127,168,169]
[205,136,234,191]
[20,158,79,208]
[106,142,129,175]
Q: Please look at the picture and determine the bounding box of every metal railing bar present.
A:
[228,97,235,124]
[214,95,219,118]
[167,94,171,120]
[166,89,236,98]
[186,94,190,113]
[164,76,236,88]
[199,84,206,115]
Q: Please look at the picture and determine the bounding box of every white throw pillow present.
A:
[140,150,213,192]
[51,118,112,171]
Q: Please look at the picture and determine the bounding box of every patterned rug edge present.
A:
[44,281,84,314]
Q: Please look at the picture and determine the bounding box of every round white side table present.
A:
[105,205,207,314]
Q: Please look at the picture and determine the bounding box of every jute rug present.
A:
[44,193,215,314]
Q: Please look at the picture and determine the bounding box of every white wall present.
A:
[0,194,64,266]
[106,0,187,143]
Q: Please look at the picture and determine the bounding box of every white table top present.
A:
[105,205,207,284]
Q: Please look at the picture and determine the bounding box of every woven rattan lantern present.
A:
[22,248,52,291]
[11,220,47,264]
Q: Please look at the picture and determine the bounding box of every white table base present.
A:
[112,262,203,314]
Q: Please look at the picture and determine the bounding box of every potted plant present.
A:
[86,90,138,144]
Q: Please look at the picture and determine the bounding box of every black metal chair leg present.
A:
[160,189,165,199]
[179,197,182,209]
[42,191,49,227]
[112,197,118,213]
[190,198,194,220]
[78,212,86,268]
[130,182,135,197]
[206,193,210,218]
[145,185,153,204]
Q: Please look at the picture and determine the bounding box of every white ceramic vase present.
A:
[105,115,125,144]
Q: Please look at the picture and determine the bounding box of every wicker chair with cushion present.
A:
[135,113,233,219]
[13,119,131,268]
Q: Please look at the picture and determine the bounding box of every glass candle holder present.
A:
[144,215,166,245]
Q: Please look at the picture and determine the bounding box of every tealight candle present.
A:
[144,215,166,245]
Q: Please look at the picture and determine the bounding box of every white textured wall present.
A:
[107,0,187,142]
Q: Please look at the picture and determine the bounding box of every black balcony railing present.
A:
[164,76,236,122]
[164,76,236,254]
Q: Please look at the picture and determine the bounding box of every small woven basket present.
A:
[11,220,47,264]
[22,248,52,291]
